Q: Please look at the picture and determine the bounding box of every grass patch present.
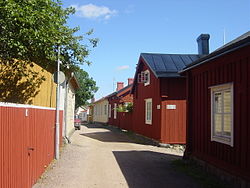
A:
[172,159,231,188]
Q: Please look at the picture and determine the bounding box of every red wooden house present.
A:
[131,49,202,144]
[107,79,133,129]
[181,31,250,183]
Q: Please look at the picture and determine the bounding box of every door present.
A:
[161,100,186,144]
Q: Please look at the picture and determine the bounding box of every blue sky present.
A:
[62,0,250,100]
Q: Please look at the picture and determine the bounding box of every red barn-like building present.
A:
[107,79,133,129]
[131,51,202,144]
[181,31,250,184]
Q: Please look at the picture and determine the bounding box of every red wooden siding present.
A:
[132,61,162,141]
[116,112,133,131]
[186,45,250,180]
[108,85,133,128]
[161,100,186,144]
[160,78,186,100]
[0,104,63,188]
[132,59,187,144]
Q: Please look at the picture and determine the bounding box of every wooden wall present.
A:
[0,103,63,188]
[161,100,186,144]
[132,60,162,141]
[186,45,250,180]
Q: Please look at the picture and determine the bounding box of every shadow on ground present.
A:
[80,131,133,143]
[80,123,158,146]
[113,150,199,188]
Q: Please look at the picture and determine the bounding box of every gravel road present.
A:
[33,123,199,188]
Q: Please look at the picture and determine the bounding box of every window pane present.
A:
[214,114,222,135]
[223,114,231,136]
[214,92,222,113]
[224,90,231,113]
[146,101,152,121]
[149,101,152,120]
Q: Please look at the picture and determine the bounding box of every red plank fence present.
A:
[118,112,133,131]
[108,112,133,132]
[0,103,63,188]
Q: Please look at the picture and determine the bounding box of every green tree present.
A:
[75,69,98,109]
[0,0,98,103]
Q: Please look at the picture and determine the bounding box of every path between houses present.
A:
[33,123,200,188]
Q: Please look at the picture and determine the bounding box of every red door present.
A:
[161,100,186,144]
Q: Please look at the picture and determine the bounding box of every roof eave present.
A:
[180,37,250,73]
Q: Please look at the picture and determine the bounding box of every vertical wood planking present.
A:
[187,45,250,180]
[0,104,63,188]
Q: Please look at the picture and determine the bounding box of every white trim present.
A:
[144,70,150,86]
[210,83,234,147]
[0,102,56,110]
[208,82,233,90]
[114,103,117,119]
[145,98,152,125]
[108,104,111,118]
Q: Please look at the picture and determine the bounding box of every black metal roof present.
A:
[140,53,201,78]
[181,31,250,73]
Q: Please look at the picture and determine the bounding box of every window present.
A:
[104,104,107,115]
[138,70,150,85]
[108,104,111,118]
[114,103,117,119]
[145,98,152,124]
[144,70,150,86]
[211,83,233,146]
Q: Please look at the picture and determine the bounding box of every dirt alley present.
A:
[33,123,200,188]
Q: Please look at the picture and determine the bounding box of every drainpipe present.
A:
[63,77,71,144]
[55,46,60,160]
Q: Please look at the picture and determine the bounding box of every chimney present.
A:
[116,82,124,91]
[128,78,134,85]
[197,34,210,55]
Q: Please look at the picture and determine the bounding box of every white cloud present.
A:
[72,4,117,20]
[117,65,130,71]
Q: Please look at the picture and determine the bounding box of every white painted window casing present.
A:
[108,104,111,118]
[145,98,152,125]
[210,83,234,147]
[114,103,117,119]
[104,104,107,115]
[144,70,150,86]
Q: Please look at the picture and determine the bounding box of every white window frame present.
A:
[210,83,234,147]
[144,70,150,86]
[114,103,117,119]
[104,104,107,115]
[108,104,111,118]
[145,98,152,125]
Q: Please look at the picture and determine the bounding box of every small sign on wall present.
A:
[166,105,176,109]
[157,105,161,109]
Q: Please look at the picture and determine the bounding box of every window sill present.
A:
[211,136,233,147]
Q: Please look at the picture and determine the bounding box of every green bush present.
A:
[116,103,133,113]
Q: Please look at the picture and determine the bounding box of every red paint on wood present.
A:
[132,59,187,144]
[0,105,63,188]
[185,45,250,180]
[161,100,186,144]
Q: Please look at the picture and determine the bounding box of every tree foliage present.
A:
[75,69,98,109]
[0,0,98,70]
[0,0,98,103]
